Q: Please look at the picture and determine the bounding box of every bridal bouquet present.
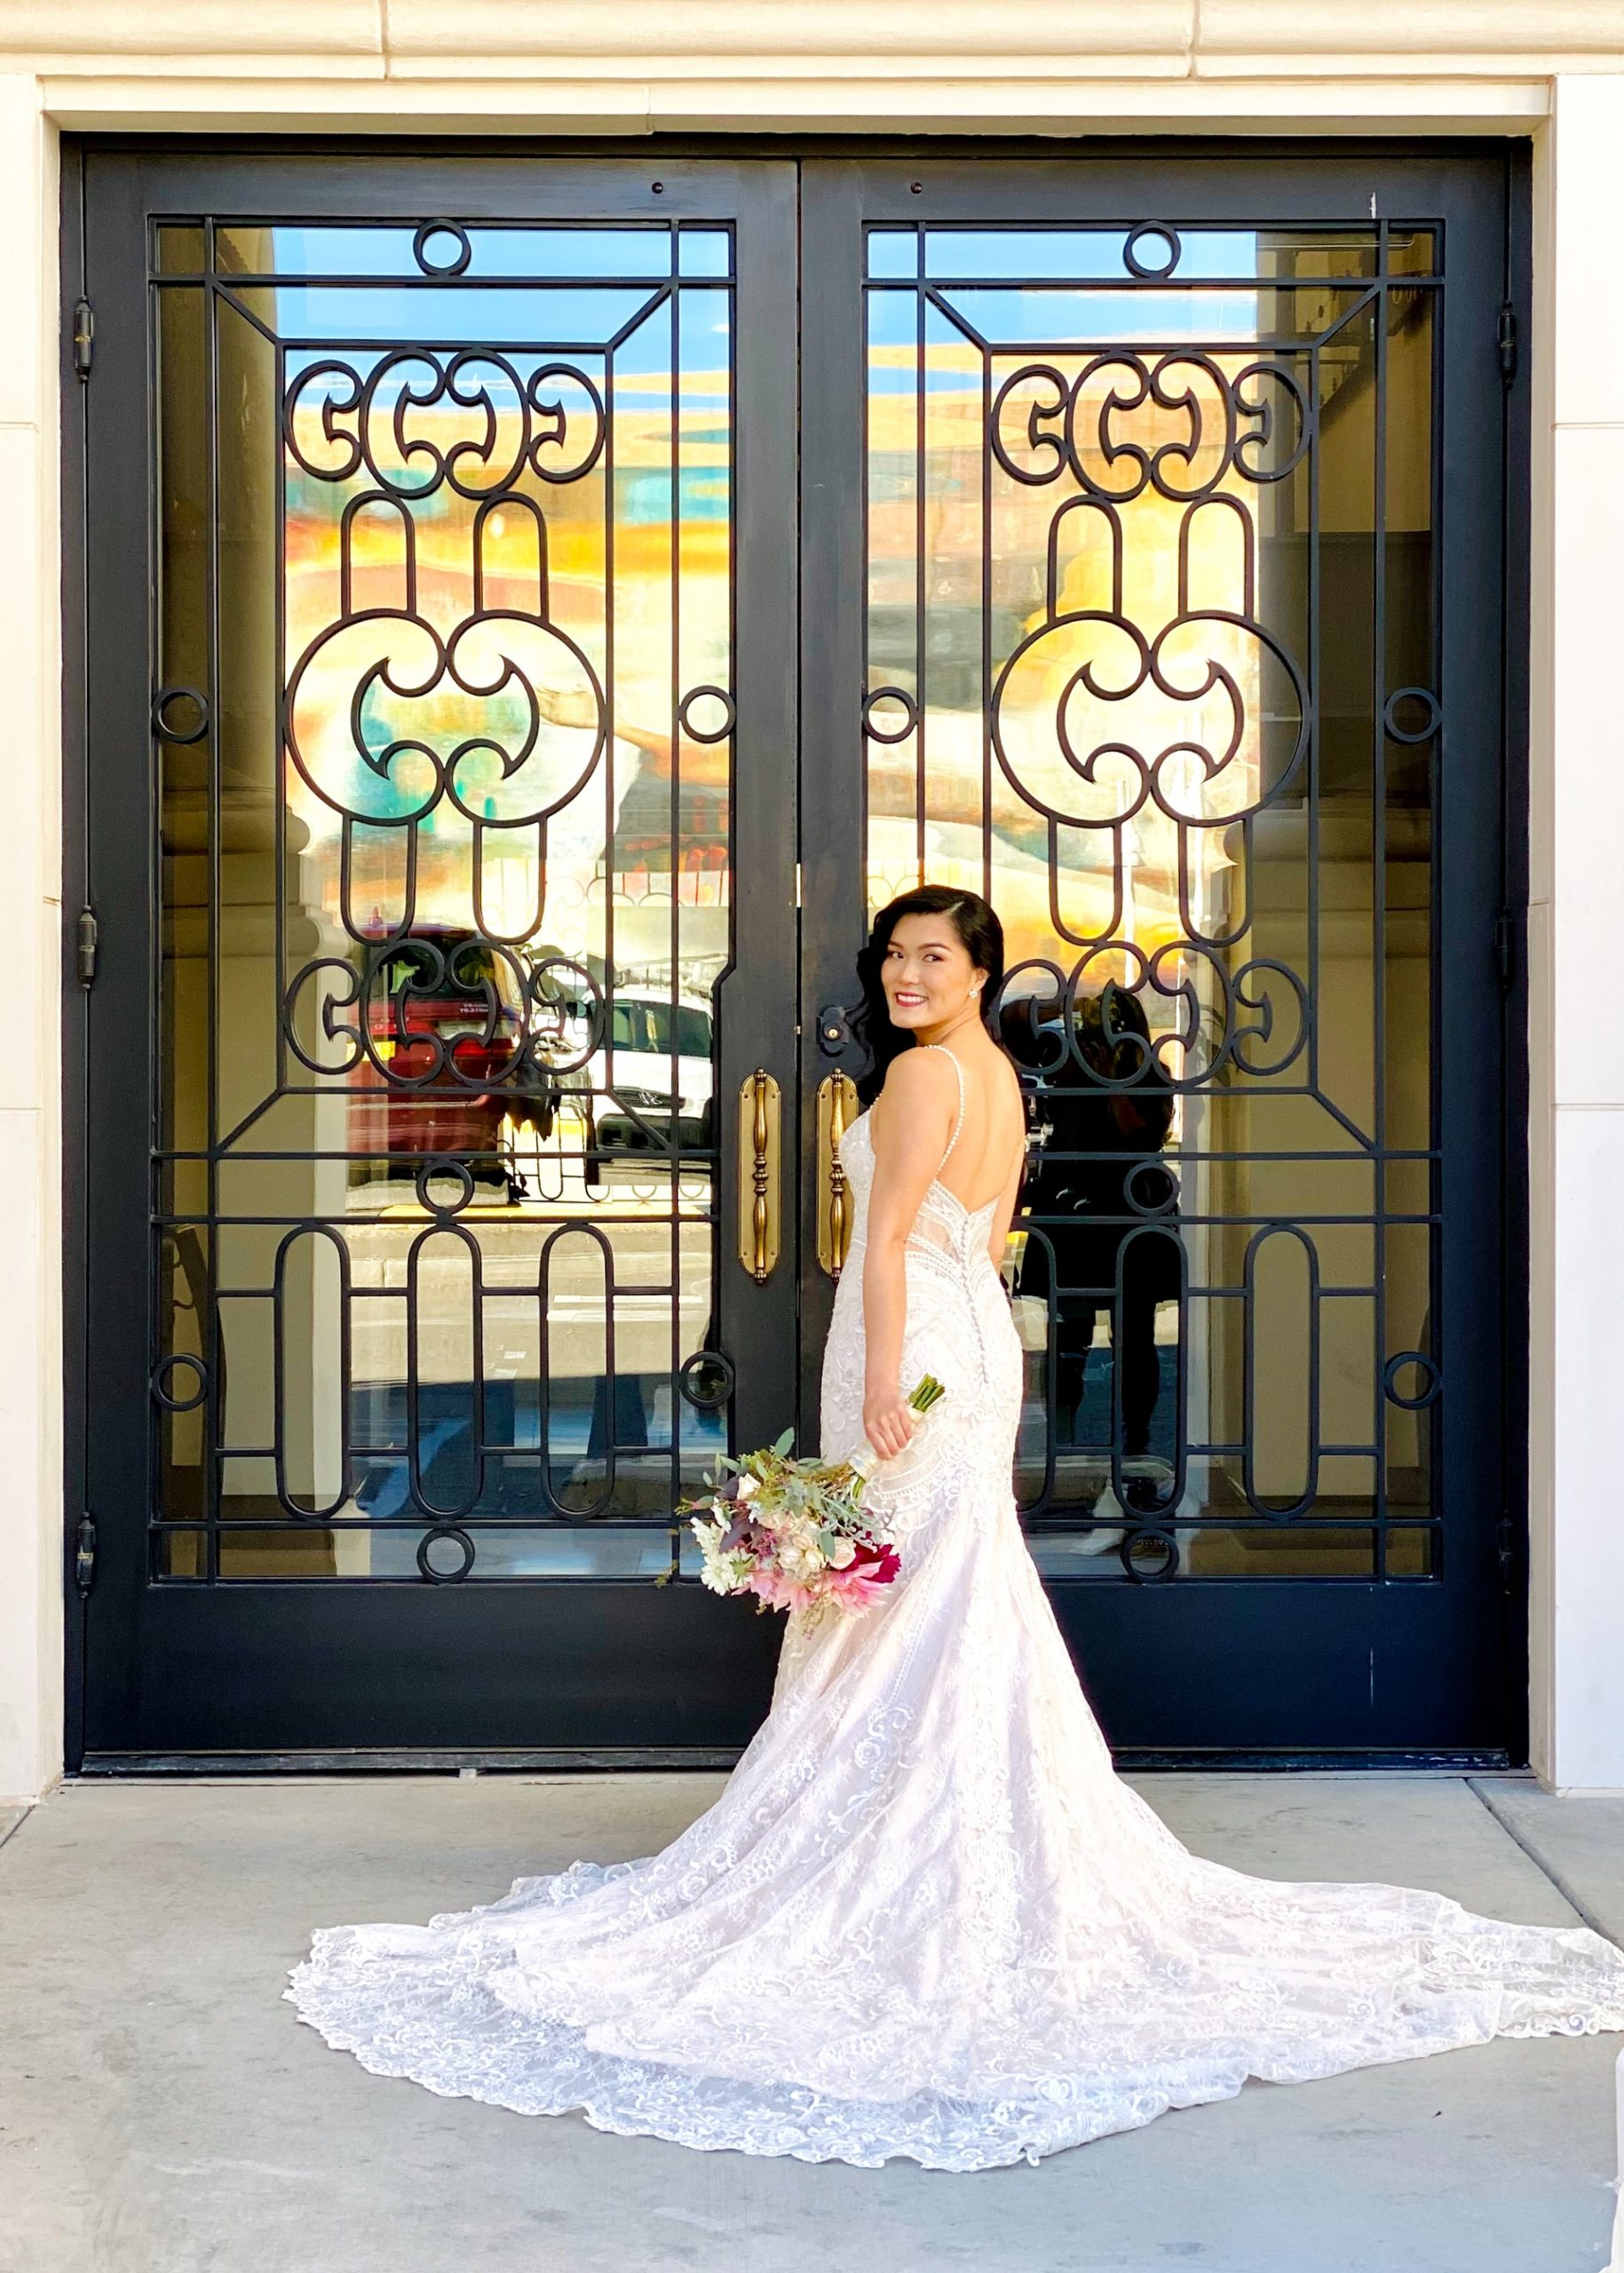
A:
[681,1375,947,1619]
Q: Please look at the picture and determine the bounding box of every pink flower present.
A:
[746,1565,820,1613]
[822,1536,900,1606]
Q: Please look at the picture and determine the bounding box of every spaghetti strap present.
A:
[926,1044,967,1168]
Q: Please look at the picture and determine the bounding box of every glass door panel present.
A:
[859,219,1438,1582]
[803,157,1514,1755]
[81,154,796,1757]
[157,218,735,1581]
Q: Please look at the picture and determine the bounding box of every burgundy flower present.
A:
[845,1537,900,1586]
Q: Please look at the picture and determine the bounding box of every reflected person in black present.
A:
[1001,985,1181,1519]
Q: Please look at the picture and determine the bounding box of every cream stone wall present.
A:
[0,2,1612,136]
[1,3,1620,1799]
[1528,74,1624,1793]
[0,67,58,1808]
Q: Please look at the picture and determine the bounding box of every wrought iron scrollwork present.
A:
[150,209,738,1592]
[284,351,606,498]
[278,345,617,1121]
[868,218,1446,1580]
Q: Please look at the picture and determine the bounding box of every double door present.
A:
[69,144,1522,1764]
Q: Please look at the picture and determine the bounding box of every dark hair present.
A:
[850,884,1006,1105]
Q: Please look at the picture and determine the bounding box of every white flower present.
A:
[690,1516,751,1596]
[735,1473,760,1501]
[828,1536,857,1569]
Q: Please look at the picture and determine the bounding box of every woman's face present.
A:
[881,912,986,1032]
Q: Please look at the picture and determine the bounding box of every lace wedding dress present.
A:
[288,1056,1624,2170]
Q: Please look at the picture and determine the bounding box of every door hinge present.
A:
[71,297,94,381]
[74,1513,97,1597]
[1494,1512,1517,1593]
[76,906,99,987]
[1494,908,1521,991]
[1497,300,1517,387]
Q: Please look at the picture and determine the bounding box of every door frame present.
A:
[799,147,1532,1762]
[63,143,800,1767]
[60,133,1531,1770]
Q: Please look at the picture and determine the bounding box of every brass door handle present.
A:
[817,1073,860,1280]
[736,1069,781,1284]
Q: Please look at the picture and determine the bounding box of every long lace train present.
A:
[288,1110,1624,2169]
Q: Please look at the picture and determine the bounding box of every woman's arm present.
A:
[861,1049,957,1461]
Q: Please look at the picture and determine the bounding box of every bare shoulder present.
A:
[880,1045,960,1104]
[873,1046,959,1141]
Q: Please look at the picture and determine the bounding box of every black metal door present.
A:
[71,143,1523,1767]
[72,150,798,1761]
[799,153,1523,1759]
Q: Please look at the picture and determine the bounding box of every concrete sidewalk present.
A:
[2,1773,1621,2273]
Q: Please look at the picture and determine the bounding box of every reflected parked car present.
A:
[564,991,715,1183]
[345,927,545,1185]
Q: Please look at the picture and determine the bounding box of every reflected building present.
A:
[861,228,1438,1580]
[157,225,739,1580]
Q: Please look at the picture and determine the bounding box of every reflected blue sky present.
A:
[257,224,728,280]
[867,284,1263,394]
[270,281,731,413]
[240,226,732,371]
[869,226,1261,281]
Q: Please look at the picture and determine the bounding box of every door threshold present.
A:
[75,1748,748,1777]
[1118,1749,1516,1773]
[75,1745,1518,1778]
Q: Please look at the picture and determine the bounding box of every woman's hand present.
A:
[862,1384,915,1464]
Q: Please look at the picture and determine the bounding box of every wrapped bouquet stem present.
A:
[681,1375,947,1619]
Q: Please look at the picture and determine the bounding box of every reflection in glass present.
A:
[866,224,1439,1579]
[154,221,733,1580]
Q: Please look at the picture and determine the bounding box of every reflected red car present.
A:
[345,928,543,1176]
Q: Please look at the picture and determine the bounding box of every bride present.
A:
[289,883,1624,2171]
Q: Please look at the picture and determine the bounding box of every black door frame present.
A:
[64,145,799,1766]
[800,147,1531,1762]
[60,134,1530,1770]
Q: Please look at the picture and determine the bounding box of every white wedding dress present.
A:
[288,1059,1624,2169]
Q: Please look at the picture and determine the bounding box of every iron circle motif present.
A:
[1123,1157,1180,1216]
[677,685,736,745]
[1383,1350,1441,1411]
[862,685,920,744]
[416,1526,476,1583]
[1383,686,1443,745]
[1123,225,1182,281]
[151,1351,209,1414]
[412,219,472,278]
[679,1350,736,1410]
[152,685,210,745]
[415,1157,477,1217]
[1118,1526,1180,1583]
